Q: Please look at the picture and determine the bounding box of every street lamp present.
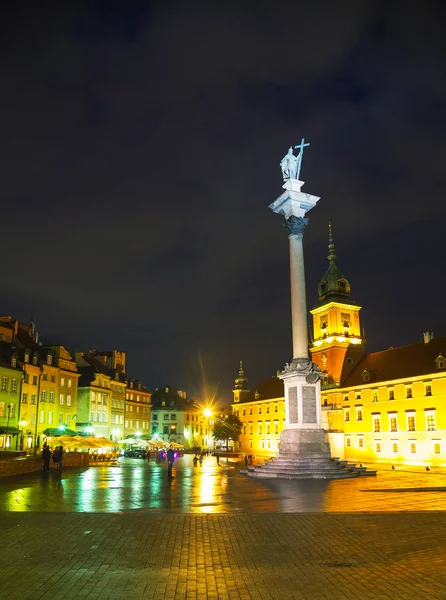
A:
[18,420,27,452]
[203,408,213,452]
[169,424,176,441]
[5,404,12,450]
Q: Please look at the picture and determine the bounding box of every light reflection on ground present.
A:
[2,454,446,513]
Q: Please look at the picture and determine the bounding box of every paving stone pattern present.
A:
[1,511,446,600]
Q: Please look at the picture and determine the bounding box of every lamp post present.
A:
[204,408,213,453]
[18,420,27,452]
[6,404,12,450]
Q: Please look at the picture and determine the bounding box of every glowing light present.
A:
[135,431,141,437]
[19,420,27,428]
[314,340,323,346]
[204,408,212,418]
[85,427,94,434]
[58,424,66,431]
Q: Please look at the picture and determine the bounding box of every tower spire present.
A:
[328,220,336,262]
[234,360,248,390]
[318,220,351,302]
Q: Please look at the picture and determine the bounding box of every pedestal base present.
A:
[279,428,331,459]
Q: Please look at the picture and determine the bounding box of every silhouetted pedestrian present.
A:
[167,446,175,477]
[42,444,51,472]
[52,447,61,470]
[58,445,64,470]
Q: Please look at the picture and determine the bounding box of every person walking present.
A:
[42,444,51,472]
[52,446,61,470]
[167,445,175,478]
[57,445,64,471]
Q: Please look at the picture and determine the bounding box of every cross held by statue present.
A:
[294,137,310,181]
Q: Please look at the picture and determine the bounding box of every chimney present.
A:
[423,332,434,344]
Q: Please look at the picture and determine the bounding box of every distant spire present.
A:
[234,360,248,390]
[328,220,336,262]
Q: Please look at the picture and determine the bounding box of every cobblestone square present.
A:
[1,456,446,599]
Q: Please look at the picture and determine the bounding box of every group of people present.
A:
[42,443,63,472]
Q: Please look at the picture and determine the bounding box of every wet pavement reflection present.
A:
[2,454,446,513]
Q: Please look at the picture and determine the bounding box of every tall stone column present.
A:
[269,159,330,459]
[285,216,309,361]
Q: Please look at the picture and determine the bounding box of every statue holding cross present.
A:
[280,138,311,182]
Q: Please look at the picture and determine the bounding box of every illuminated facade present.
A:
[0,346,23,451]
[150,386,205,449]
[125,379,151,438]
[233,223,446,465]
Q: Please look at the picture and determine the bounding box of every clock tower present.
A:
[310,222,365,387]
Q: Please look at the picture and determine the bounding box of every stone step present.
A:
[249,470,359,480]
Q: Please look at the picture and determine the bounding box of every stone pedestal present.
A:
[280,428,330,458]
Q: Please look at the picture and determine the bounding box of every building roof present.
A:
[151,386,195,410]
[236,376,284,403]
[341,336,446,388]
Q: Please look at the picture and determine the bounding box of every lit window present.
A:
[11,379,17,393]
[356,409,363,421]
[410,442,416,454]
[344,410,350,422]
[392,442,398,453]
[389,417,397,432]
[11,357,17,368]
[59,395,64,405]
[372,391,378,402]
[407,415,416,432]
[373,418,380,433]
[426,413,436,431]
[61,378,65,387]
[425,384,432,397]
[346,437,351,447]
[433,441,441,455]
[22,393,28,403]
[406,387,412,399]
[358,437,364,448]
[375,441,381,453]
[388,389,394,400]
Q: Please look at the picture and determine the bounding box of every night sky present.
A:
[1,1,446,403]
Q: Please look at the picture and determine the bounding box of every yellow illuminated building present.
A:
[233,222,446,466]
[125,379,151,438]
[232,362,285,457]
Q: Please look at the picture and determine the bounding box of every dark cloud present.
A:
[1,0,445,400]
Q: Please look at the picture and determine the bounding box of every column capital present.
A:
[284,216,308,236]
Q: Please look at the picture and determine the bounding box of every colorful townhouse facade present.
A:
[125,379,151,438]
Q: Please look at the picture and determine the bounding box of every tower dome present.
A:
[318,221,351,302]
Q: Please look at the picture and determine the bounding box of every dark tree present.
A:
[212,406,243,451]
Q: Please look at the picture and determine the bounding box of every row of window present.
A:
[345,436,441,455]
[345,383,432,404]
[152,424,183,435]
[236,404,280,417]
[125,420,150,429]
[39,410,72,425]
[1,377,18,393]
[0,402,15,417]
[242,420,284,435]
[344,409,436,432]
[125,405,150,414]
